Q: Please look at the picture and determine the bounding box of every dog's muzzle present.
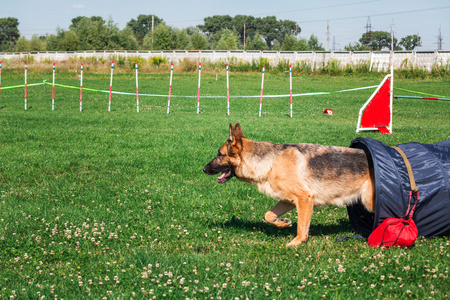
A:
[203,163,234,183]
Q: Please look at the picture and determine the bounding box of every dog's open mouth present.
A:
[217,169,234,183]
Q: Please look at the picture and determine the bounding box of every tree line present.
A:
[0,15,422,53]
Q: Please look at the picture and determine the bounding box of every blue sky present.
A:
[2,0,449,50]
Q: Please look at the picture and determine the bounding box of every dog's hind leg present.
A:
[265,201,296,228]
[287,194,314,247]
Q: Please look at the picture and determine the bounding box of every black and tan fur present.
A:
[203,123,375,247]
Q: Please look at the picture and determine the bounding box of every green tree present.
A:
[254,16,297,49]
[281,35,309,51]
[0,17,20,51]
[230,15,256,46]
[45,34,59,51]
[359,31,397,50]
[172,28,192,50]
[29,34,46,51]
[144,23,174,50]
[103,18,120,50]
[191,31,209,50]
[281,35,298,51]
[199,15,233,36]
[213,29,240,50]
[344,42,371,51]
[272,39,281,51]
[15,36,29,52]
[245,33,268,50]
[72,17,107,50]
[69,16,105,30]
[117,27,139,50]
[197,15,298,49]
[127,14,163,44]
[57,30,79,51]
[308,34,324,51]
[399,34,422,50]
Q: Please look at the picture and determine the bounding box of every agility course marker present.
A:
[79,64,83,112]
[197,63,201,114]
[24,62,28,110]
[394,95,450,101]
[226,64,230,116]
[324,108,333,115]
[289,64,293,118]
[356,73,392,134]
[167,63,173,114]
[394,87,450,100]
[259,65,265,117]
[135,62,139,112]
[108,61,114,112]
[52,63,55,110]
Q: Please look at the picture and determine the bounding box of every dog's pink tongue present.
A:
[217,172,227,182]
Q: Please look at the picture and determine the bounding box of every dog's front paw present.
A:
[276,218,292,228]
[265,217,292,228]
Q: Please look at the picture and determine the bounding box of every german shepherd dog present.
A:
[203,123,375,247]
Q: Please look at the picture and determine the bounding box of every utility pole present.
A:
[391,20,394,51]
[437,26,443,50]
[327,20,330,51]
[365,16,372,47]
[244,23,246,49]
[152,15,154,48]
[390,20,394,71]
[417,32,420,50]
[332,36,337,51]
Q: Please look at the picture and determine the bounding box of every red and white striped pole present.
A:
[197,63,201,114]
[79,63,83,112]
[289,64,293,118]
[52,62,55,111]
[0,61,2,101]
[259,65,265,117]
[167,63,173,114]
[135,62,139,113]
[226,63,230,115]
[108,61,114,112]
[24,62,28,110]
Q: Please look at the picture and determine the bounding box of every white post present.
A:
[259,65,265,117]
[79,64,83,112]
[24,62,27,110]
[108,61,114,112]
[167,63,173,114]
[0,61,2,102]
[289,64,293,118]
[135,62,139,113]
[197,63,201,114]
[52,62,55,111]
[226,63,230,115]
[389,20,394,133]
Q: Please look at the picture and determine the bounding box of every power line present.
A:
[298,5,450,24]
[250,0,381,17]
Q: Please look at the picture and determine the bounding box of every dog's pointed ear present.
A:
[234,123,245,140]
[228,123,234,143]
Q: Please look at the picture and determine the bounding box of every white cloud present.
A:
[72,4,85,9]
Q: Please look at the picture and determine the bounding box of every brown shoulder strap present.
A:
[392,146,418,193]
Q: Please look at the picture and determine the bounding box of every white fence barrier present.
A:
[1,50,449,71]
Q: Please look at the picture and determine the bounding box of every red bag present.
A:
[368,146,420,248]
[368,191,419,248]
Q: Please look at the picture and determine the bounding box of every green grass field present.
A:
[0,70,449,299]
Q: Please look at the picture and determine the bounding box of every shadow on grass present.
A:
[208,216,353,238]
